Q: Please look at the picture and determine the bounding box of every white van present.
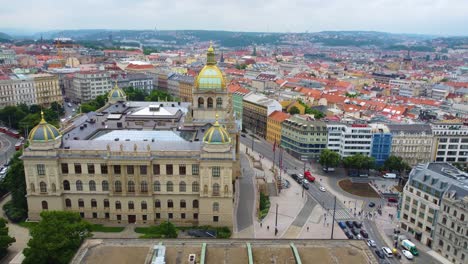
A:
[384,173,397,179]
[382,247,393,258]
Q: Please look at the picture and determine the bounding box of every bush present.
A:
[258,192,270,220]
[216,226,231,239]
[2,201,27,223]
[90,224,124,233]
[134,221,177,238]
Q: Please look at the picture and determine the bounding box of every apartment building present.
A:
[266,110,290,144]
[434,185,467,264]
[178,75,195,103]
[69,71,112,102]
[116,73,154,93]
[387,124,434,167]
[326,123,372,158]
[281,115,327,160]
[232,87,250,129]
[431,122,468,164]
[32,74,62,107]
[370,124,392,166]
[242,93,282,138]
[0,49,17,65]
[400,163,468,249]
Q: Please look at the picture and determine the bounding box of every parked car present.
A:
[305,171,315,182]
[375,249,385,259]
[351,228,359,236]
[353,221,362,228]
[0,167,8,177]
[338,222,347,229]
[345,231,354,239]
[366,239,377,247]
[356,234,363,240]
[346,221,354,228]
[319,186,326,192]
[388,197,398,203]
[291,174,299,181]
[322,167,335,172]
[360,230,369,238]
[383,173,397,179]
[381,247,393,258]
[348,170,359,177]
[302,183,309,190]
[241,134,246,138]
[368,202,376,208]
[401,250,414,260]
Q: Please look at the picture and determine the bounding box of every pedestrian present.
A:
[260,222,262,227]
[267,225,269,230]
[307,226,309,232]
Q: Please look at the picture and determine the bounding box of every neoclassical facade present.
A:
[22,46,238,227]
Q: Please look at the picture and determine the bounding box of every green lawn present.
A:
[90,224,125,233]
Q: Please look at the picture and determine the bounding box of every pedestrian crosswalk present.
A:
[333,208,354,220]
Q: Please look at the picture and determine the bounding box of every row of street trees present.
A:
[319,148,411,173]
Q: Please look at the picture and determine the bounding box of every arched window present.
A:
[179,181,186,192]
[193,199,199,209]
[213,202,219,212]
[115,181,122,192]
[216,98,222,108]
[224,185,229,194]
[65,198,72,208]
[78,199,84,208]
[127,181,135,192]
[141,201,147,210]
[63,180,70,191]
[461,214,465,221]
[41,201,48,210]
[167,181,173,192]
[212,183,220,196]
[198,97,204,108]
[153,181,161,192]
[141,181,148,193]
[442,217,447,225]
[76,180,83,191]
[51,183,56,192]
[91,199,97,208]
[103,199,109,208]
[128,201,134,210]
[89,180,96,191]
[192,181,199,192]
[167,199,174,208]
[454,210,457,217]
[180,200,186,208]
[155,200,161,208]
[115,201,121,210]
[102,181,109,191]
[40,181,47,193]
[207,97,213,108]
[30,183,35,192]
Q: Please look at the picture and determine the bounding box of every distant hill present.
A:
[0,32,13,42]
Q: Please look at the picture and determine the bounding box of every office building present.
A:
[431,122,468,164]
[242,93,281,138]
[326,123,372,158]
[370,124,392,166]
[69,71,112,103]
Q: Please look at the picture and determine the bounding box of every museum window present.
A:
[179,164,186,175]
[213,216,219,222]
[128,181,135,192]
[37,164,45,176]
[63,180,70,190]
[193,200,199,209]
[216,97,222,108]
[193,213,198,219]
[39,181,47,193]
[167,181,174,192]
[156,213,161,219]
[65,199,72,208]
[61,163,69,174]
[128,201,134,210]
[198,97,204,108]
[89,180,96,191]
[142,215,147,221]
[141,181,148,193]
[127,165,134,175]
[141,201,147,210]
[212,166,220,177]
[181,213,186,219]
[117,215,121,221]
[155,200,161,208]
[168,213,173,219]
[140,165,147,175]
[153,181,161,192]
[166,164,173,175]
[168,200,174,208]
[78,199,84,208]
[213,202,219,212]
[102,181,109,191]
[92,213,97,219]
[114,181,122,192]
[179,181,186,192]
[115,201,121,210]
[180,200,186,208]
[41,201,48,210]
[114,165,121,174]
[153,164,160,175]
[103,199,109,208]
[207,97,213,108]
[101,164,108,174]
[192,181,199,192]
[192,164,199,175]
[74,163,82,174]
[212,183,220,196]
[76,180,83,191]
[91,199,97,208]
[87,164,95,174]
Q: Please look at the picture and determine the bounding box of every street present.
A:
[0,133,18,165]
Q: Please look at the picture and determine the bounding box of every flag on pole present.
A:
[279,148,283,170]
[273,139,276,152]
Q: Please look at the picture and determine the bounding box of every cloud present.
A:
[0,0,467,35]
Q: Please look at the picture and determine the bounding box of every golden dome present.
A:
[29,111,61,142]
[203,115,231,144]
[195,42,226,90]
[108,81,126,102]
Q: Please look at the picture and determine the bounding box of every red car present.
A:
[388,197,398,203]
[305,171,315,182]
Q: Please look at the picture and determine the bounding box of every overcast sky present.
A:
[1,0,467,35]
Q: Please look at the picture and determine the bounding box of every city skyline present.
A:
[1,0,468,36]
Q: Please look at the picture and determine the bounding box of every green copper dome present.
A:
[29,112,61,142]
[203,118,231,144]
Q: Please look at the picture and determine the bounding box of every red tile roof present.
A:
[268,110,290,122]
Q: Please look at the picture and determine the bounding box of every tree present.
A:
[383,156,410,173]
[2,151,27,222]
[124,87,147,101]
[23,211,92,264]
[308,109,325,119]
[288,106,300,115]
[343,154,375,173]
[0,218,15,258]
[146,90,173,102]
[319,149,340,169]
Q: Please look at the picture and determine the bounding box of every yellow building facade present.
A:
[266,111,290,144]
[32,74,62,107]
